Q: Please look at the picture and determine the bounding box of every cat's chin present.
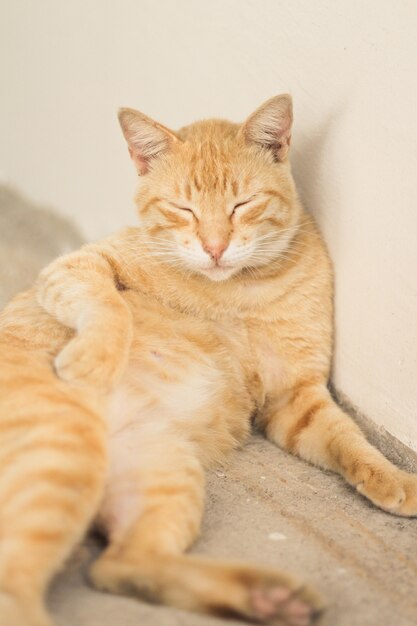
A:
[197,265,238,282]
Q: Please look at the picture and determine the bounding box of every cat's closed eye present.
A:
[170,203,195,215]
[232,197,255,215]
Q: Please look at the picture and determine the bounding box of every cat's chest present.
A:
[122,288,286,403]
[243,325,287,408]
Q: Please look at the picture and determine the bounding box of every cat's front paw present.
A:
[54,329,131,392]
[356,465,417,517]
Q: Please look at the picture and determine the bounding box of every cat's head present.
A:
[118,95,301,281]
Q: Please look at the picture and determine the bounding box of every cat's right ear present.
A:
[118,108,180,175]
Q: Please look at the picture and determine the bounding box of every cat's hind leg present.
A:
[0,347,107,626]
[90,435,323,625]
[262,381,417,516]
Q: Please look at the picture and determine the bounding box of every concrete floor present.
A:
[49,434,417,626]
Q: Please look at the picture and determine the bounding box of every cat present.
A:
[0,94,416,626]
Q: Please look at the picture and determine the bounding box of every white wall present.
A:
[1,0,416,450]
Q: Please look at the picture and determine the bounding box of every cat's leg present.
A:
[90,436,323,625]
[36,245,133,392]
[0,349,107,626]
[260,380,417,516]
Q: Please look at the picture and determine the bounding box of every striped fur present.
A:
[0,95,416,625]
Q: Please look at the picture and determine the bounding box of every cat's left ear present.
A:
[118,108,180,175]
[241,94,293,162]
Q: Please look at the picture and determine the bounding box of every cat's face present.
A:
[119,95,300,281]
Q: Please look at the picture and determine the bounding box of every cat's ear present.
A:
[242,94,293,162]
[118,108,180,175]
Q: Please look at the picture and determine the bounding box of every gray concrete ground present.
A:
[49,434,417,626]
[0,185,83,308]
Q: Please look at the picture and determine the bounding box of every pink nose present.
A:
[203,239,228,262]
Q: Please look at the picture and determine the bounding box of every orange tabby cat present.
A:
[1,95,416,626]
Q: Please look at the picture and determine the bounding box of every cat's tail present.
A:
[0,340,107,626]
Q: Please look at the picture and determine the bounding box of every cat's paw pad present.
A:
[55,332,129,391]
[250,585,322,625]
[356,466,417,517]
[224,566,324,625]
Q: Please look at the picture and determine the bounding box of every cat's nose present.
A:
[203,239,228,262]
